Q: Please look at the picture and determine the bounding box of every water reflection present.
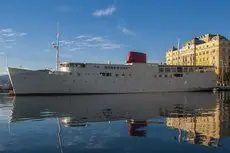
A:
[128,120,147,137]
[1,92,230,152]
[165,92,230,147]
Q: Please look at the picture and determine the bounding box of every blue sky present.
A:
[1,0,230,74]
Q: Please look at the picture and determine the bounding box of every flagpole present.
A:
[177,39,180,65]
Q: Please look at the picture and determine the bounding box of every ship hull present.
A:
[8,66,217,95]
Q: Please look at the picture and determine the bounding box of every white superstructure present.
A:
[7,52,217,95]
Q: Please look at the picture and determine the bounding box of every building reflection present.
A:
[165,92,230,147]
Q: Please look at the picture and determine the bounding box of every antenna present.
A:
[56,22,60,71]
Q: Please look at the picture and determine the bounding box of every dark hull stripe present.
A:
[12,88,214,96]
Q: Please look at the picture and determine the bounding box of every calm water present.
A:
[0,92,230,153]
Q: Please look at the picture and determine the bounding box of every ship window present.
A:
[154,75,157,78]
[171,67,176,72]
[165,67,170,72]
[159,74,162,77]
[174,73,183,77]
[189,68,193,72]
[115,74,119,77]
[122,73,125,76]
[183,68,188,72]
[80,64,86,68]
[177,67,183,72]
[117,67,119,69]
[105,66,107,69]
[129,74,132,77]
[77,73,80,76]
[159,67,164,72]
[165,74,167,77]
[106,73,112,76]
[69,72,72,75]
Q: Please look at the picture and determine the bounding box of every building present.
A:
[166,34,230,75]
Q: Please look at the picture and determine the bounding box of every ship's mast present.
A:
[56,22,60,71]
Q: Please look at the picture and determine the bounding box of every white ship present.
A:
[7,30,217,95]
[7,51,217,95]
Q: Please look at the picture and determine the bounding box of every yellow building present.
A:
[166,34,230,75]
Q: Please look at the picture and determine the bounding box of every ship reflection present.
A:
[128,120,147,137]
[4,92,230,147]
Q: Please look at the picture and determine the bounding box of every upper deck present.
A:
[59,62,215,73]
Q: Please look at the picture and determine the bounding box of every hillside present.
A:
[0,75,9,84]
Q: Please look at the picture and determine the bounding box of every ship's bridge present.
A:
[60,62,86,71]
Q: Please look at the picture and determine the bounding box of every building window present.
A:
[203,58,205,61]
[213,56,215,60]
[77,73,80,76]
[207,57,209,61]
[206,51,209,54]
